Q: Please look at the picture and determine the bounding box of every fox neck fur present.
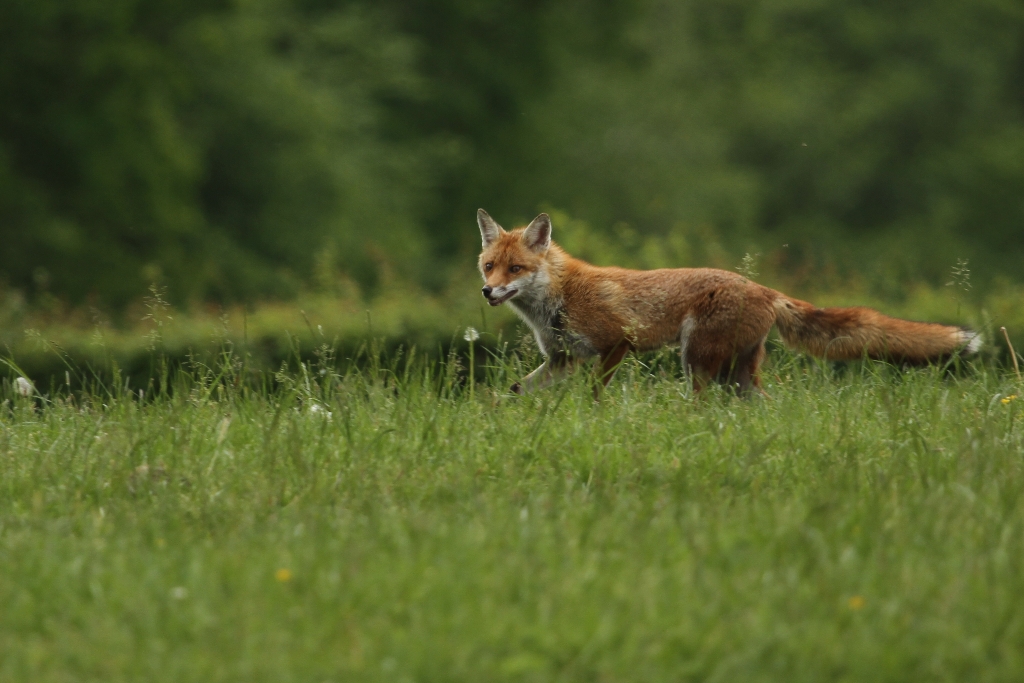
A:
[503,246,599,359]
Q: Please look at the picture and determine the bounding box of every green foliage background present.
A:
[2,0,1023,308]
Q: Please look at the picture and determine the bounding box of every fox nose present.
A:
[481,286,493,299]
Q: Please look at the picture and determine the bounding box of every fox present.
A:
[476,209,982,396]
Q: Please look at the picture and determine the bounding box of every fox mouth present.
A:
[486,289,518,306]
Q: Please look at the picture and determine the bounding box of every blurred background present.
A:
[2,0,1023,380]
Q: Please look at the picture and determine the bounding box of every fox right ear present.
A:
[477,209,504,247]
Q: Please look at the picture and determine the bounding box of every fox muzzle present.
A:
[482,285,518,306]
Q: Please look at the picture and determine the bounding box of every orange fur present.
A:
[476,210,980,395]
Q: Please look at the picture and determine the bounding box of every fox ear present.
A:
[477,209,504,247]
[523,213,551,252]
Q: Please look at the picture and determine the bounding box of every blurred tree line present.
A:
[2,0,1023,310]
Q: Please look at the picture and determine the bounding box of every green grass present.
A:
[1,347,1023,682]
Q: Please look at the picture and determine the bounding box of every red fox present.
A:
[476,209,981,395]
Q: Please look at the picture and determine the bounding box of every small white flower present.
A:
[463,327,480,343]
[309,403,333,419]
[15,377,33,397]
[170,586,188,600]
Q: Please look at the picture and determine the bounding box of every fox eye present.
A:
[510,265,522,273]
[484,262,493,271]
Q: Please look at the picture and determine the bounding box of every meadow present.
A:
[7,2,1024,679]
[1,341,1023,682]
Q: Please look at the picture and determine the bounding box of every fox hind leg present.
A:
[679,315,699,388]
[680,316,728,395]
[721,339,766,396]
[684,344,766,397]
[690,360,724,395]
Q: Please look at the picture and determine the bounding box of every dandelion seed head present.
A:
[309,404,331,419]
[464,327,480,343]
[15,377,33,397]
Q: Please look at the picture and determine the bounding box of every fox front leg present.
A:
[592,342,631,399]
[510,352,575,395]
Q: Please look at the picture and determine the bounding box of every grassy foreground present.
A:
[1,350,1023,682]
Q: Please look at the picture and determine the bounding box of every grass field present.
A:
[2,345,1023,682]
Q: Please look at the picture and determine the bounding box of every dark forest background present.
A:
[2,0,1024,313]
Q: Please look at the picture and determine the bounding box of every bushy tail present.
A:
[772,295,981,364]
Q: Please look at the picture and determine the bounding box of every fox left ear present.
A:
[523,213,551,252]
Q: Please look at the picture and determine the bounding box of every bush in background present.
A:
[1,0,1022,311]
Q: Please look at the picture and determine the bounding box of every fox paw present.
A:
[509,382,524,395]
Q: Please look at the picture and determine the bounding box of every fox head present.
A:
[477,209,553,307]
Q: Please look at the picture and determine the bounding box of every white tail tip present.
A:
[959,330,983,354]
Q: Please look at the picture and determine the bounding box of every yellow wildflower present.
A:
[1002,394,1018,405]
[275,568,293,582]
[847,595,866,610]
